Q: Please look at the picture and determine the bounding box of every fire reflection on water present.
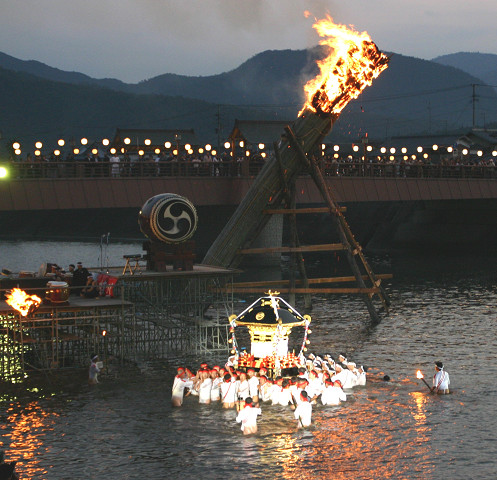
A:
[275,390,434,480]
[1,401,59,479]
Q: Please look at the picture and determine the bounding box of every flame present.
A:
[5,288,42,317]
[416,370,424,379]
[301,16,389,116]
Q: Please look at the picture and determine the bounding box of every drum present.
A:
[45,281,70,303]
[138,193,198,244]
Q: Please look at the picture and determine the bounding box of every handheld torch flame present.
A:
[5,288,42,317]
[416,370,424,379]
[301,15,389,116]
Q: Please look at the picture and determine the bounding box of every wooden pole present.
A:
[285,125,383,324]
[202,109,335,268]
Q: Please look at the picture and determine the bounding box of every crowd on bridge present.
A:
[6,149,497,181]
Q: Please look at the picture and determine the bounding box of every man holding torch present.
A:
[431,361,450,395]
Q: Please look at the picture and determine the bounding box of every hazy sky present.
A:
[1,0,495,83]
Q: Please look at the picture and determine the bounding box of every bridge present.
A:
[1,161,496,211]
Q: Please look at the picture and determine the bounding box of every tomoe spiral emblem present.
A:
[139,194,198,244]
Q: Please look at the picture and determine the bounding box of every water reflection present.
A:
[0,248,497,479]
[2,401,59,478]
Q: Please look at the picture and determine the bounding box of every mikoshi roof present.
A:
[232,293,309,328]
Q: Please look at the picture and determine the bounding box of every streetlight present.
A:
[380,147,386,154]
[205,144,212,151]
[54,149,61,156]
[184,143,191,151]
[401,147,407,154]
[124,138,131,145]
[224,141,230,149]
[144,139,151,146]
[239,140,244,148]
[34,150,41,156]
[390,147,396,154]
[58,139,65,147]
[417,146,423,153]
[447,146,453,153]
[477,150,483,157]
[165,141,172,149]
[12,142,20,150]
[258,143,265,150]
[333,145,339,152]
[81,138,88,145]
[102,138,110,146]
[35,141,43,149]
[462,148,468,155]
[73,148,80,155]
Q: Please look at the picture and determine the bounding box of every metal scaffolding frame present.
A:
[0,300,135,380]
[1,267,236,380]
[116,269,235,358]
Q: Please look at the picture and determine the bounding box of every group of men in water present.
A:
[171,352,367,434]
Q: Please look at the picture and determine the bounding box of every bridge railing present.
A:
[6,159,497,180]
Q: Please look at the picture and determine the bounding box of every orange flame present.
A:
[416,370,424,379]
[302,16,389,116]
[5,288,42,317]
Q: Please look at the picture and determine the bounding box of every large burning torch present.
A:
[203,15,389,269]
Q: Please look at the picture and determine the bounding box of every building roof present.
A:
[227,119,292,146]
[233,295,309,328]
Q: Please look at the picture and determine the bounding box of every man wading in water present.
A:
[431,361,450,394]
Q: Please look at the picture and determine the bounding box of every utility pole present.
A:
[216,105,221,151]
[472,84,477,129]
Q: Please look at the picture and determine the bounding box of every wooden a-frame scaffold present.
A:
[202,110,391,324]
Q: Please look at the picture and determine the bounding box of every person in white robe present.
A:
[198,370,213,404]
[236,372,250,408]
[356,365,367,386]
[306,370,324,403]
[171,367,193,407]
[236,397,262,434]
[432,361,450,394]
[247,368,260,403]
[220,374,237,408]
[210,369,222,402]
[293,391,312,428]
[321,379,347,405]
[258,376,273,402]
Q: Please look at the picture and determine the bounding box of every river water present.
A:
[1,240,497,479]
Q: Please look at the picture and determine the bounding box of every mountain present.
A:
[0,67,273,149]
[0,51,131,91]
[432,52,497,86]
[1,49,497,151]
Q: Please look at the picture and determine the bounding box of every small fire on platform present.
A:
[5,288,42,316]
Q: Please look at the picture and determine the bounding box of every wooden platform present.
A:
[0,296,134,315]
